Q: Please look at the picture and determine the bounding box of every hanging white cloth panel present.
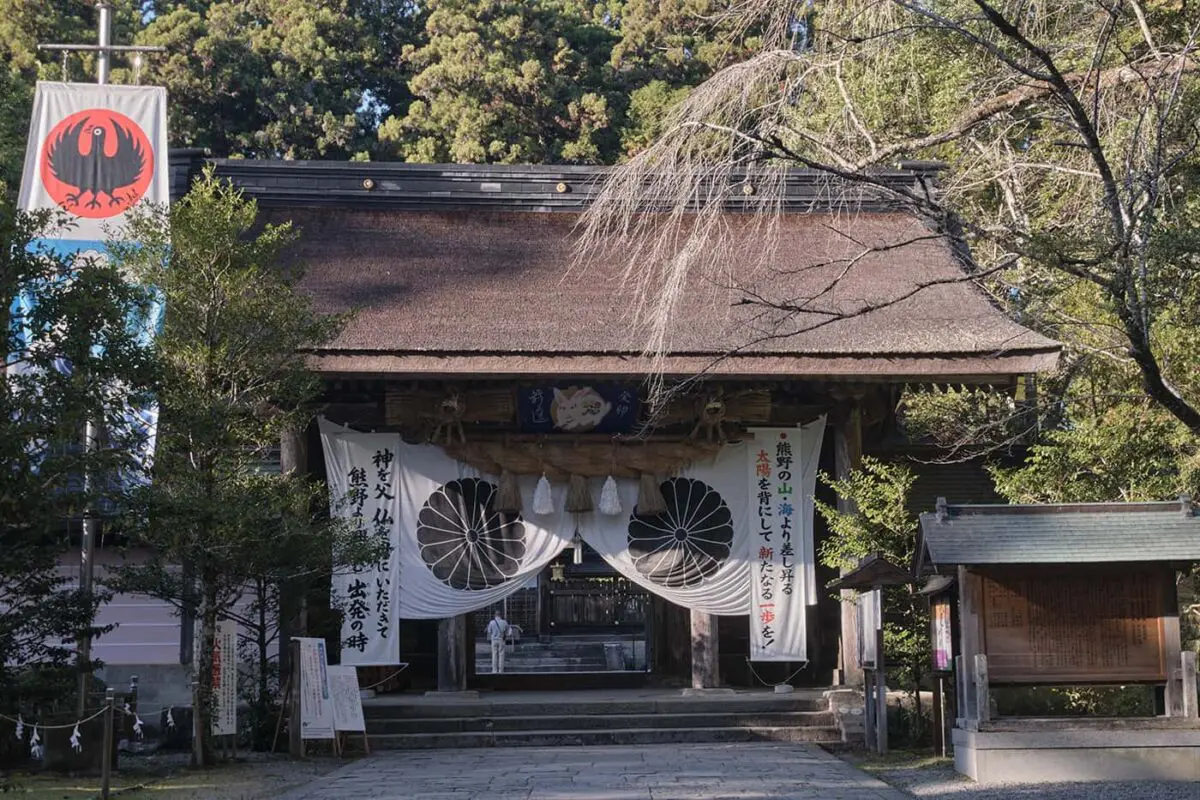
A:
[578,443,753,616]
[319,419,403,666]
[747,417,826,662]
[396,442,572,619]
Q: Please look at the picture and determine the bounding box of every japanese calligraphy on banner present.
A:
[319,420,403,666]
[748,418,826,662]
[211,619,238,736]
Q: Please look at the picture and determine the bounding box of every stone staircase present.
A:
[363,690,842,750]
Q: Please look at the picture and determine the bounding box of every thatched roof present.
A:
[271,206,1057,379]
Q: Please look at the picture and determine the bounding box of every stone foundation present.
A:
[953,720,1200,782]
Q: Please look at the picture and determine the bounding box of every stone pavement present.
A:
[279,742,909,800]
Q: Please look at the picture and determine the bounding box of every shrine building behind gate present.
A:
[98,155,1060,696]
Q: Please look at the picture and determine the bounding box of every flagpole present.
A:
[36,0,164,719]
[74,0,112,721]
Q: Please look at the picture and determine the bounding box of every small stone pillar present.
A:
[834,406,865,687]
[690,609,720,689]
[437,614,469,692]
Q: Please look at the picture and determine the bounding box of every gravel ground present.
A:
[846,752,1200,800]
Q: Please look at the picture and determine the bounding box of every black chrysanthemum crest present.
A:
[627,478,733,588]
[417,478,527,590]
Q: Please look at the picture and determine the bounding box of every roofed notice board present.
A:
[978,565,1172,684]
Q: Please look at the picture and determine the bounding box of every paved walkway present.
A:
[280,743,909,800]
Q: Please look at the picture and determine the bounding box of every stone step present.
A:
[475,656,609,666]
[477,666,616,674]
[364,697,827,719]
[368,710,837,735]
[369,725,842,750]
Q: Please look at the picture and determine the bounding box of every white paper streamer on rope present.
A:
[532,475,554,515]
[133,714,144,739]
[166,708,175,730]
[395,442,572,619]
[69,722,82,753]
[598,476,622,515]
[319,418,403,666]
[747,418,826,662]
[14,714,23,741]
[29,725,42,759]
[579,443,753,616]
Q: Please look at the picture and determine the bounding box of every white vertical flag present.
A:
[319,420,402,666]
[14,82,170,474]
[748,417,826,662]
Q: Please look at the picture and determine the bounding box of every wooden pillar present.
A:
[932,675,947,757]
[1163,573,1183,717]
[437,614,468,692]
[690,609,720,689]
[278,425,309,678]
[834,406,864,687]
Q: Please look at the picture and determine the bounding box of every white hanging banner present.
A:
[13,82,170,475]
[319,420,402,666]
[579,444,753,616]
[18,81,170,238]
[748,417,826,662]
[396,442,572,619]
[211,619,238,736]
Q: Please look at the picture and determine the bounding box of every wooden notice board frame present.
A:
[973,564,1175,685]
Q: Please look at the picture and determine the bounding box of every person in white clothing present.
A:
[486,609,509,673]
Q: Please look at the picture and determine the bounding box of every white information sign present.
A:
[296,637,335,740]
[211,619,238,737]
[327,666,367,733]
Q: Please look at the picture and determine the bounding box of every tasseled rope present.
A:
[532,473,554,515]
[637,472,667,515]
[598,475,622,515]
[565,474,593,513]
[495,469,522,514]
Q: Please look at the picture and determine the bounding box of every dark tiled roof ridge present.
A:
[928,497,1193,516]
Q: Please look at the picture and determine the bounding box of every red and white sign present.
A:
[18,82,168,240]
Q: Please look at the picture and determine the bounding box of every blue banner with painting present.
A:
[517,384,641,434]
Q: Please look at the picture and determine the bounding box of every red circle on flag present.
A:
[39,108,154,220]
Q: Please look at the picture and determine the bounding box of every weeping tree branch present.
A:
[577,0,1200,435]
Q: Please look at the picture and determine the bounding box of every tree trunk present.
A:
[256,579,270,749]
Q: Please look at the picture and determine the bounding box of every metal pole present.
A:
[96,2,112,86]
[74,0,114,719]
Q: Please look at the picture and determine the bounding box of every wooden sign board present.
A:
[930,594,953,673]
[978,565,1172,684]
[856,589,882,670]
[327,665,367,733]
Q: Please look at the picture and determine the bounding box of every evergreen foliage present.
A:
[1,197,156,711]
[105,170,379,765]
